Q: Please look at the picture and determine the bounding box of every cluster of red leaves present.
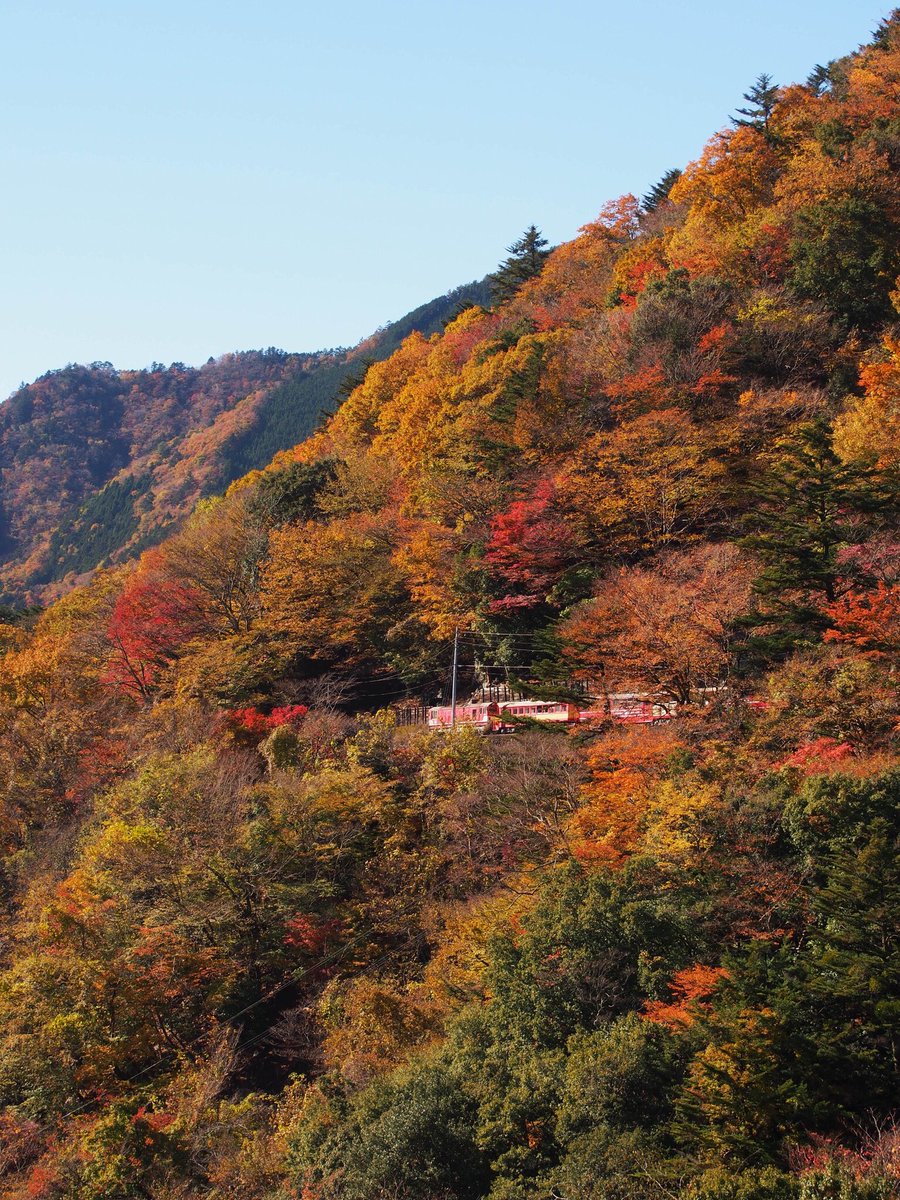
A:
[484,479,573,611]
[132,1107,176,1133]
[824,583,900,659]
[643,963,728,1030]
[63,737,128,812]
[604,364,669,409]
[26,1165,59,1199]
[780,737,855,776]
[225,704,308,741]
[105,553,209,698]
[0,1113,45,1186]
[284,913,343,954]
[787,1126,900,1182]
[619,257,667,306]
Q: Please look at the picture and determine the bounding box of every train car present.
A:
[576,707,608,724]
[427,693,679,734]
[578,693,676,725]
[612,694,667,724]
[427,702,500,731]
[497,700,579,727]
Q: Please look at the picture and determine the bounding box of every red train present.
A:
[426,694,675,732]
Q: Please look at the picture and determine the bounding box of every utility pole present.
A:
[450,626,459,728]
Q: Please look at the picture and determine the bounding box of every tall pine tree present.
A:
[731,73,780,141]
[740,419,893,657]
[642,168,682,213]
[490,225,550,304]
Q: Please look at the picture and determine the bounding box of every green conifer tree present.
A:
[805,63,832,95]
[490,225,550,305]
[806,823,900,1105]
[642,168,682,214]
[731,73,780,141]
[740,419,893,657]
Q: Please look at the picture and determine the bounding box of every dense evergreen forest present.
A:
[0,280,489,603]
[0,15,898,1200]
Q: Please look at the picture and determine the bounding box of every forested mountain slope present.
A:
[0,16,898,1200]
[0,279,489,603]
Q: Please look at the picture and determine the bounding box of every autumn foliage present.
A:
[0,17,898,1200]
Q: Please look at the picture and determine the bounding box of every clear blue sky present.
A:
[0,0,888,400]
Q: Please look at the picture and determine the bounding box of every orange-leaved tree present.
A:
[824,582,900,662]
[834,334,900,470]
[559,410,724,558]
[568,725,684,866]
[261,512,410,671]
[560,544,755,704]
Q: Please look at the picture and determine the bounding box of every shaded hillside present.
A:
[0,351,308,599]
[218,281,492,480]
[0,278,490,602]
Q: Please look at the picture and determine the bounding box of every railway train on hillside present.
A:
[426,694,677,732]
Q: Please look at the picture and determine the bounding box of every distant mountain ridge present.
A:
[0,278,491,602]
